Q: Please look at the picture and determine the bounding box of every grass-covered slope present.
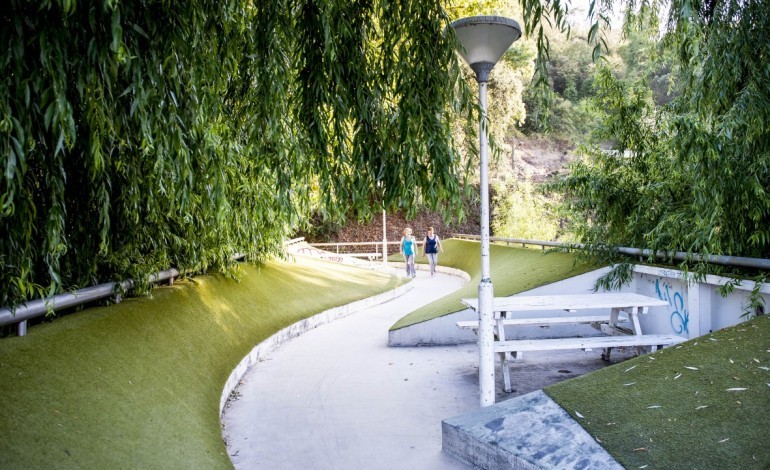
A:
[0,257,406,469]
[389,239,600,330]
[545,315,770,468]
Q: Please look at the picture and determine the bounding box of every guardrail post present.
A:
[17,320,27,337]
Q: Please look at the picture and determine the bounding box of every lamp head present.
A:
[450,16,522,82]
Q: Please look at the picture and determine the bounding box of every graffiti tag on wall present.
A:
[655,279,690,335]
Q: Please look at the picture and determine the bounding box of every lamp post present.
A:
[450,16,521,407]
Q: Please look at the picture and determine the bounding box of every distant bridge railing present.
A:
[306,241,401,255]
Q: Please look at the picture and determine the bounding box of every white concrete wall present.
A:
[632,265,770,339]
[389,264,770,347]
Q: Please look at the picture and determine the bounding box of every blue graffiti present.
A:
[655,279,690,335]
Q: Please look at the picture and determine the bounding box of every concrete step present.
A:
[442,390,623,469]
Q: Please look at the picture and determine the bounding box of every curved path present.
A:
[221,270,477,469]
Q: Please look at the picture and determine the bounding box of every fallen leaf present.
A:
[625,365,637,372]
[647,405,662,409]
[624,382,636,386]
[729,359,734,364]
[726,388,747,391]
[575,411,584,418]
[719,438,730,443]
[674,373,682,380]
[684,366,699,370]
[633,447,648,452]
[695,405,708,410]
[753,358,760,363]
[758,366,769,371]
[709,338,717,341]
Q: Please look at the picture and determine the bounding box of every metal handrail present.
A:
[1,254,245,337]
[452,234,770,271]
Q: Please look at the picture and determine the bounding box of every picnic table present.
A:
[459,293,685,393]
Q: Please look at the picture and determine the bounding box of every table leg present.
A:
[496,314,513,393]
[630,306,645,335]
[602,307,621,361]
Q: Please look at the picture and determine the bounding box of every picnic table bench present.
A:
[459,293,685,393]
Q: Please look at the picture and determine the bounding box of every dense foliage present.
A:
[0,0,472,308]
[548,0,770,270]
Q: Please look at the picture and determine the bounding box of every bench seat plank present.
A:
[456,315,629,331]
[494,334,685,353]
[461,293,668,313]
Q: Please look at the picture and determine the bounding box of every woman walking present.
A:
[400,227,417,277]
[421,227,444,276]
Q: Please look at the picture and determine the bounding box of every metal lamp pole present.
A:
[450,16,522,407]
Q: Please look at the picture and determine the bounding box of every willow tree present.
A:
[0,0,472,308]
[532,0,770,281]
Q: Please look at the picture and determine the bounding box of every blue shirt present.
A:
[402,237,415,256]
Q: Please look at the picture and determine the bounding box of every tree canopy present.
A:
[1,0,472,308]
[547,0,770,275]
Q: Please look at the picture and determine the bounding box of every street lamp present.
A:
[450,16,521,407]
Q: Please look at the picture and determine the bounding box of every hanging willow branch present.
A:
[0,0,474,309]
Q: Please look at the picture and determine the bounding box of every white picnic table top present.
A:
[461,293,668,313]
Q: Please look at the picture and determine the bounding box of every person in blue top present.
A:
[420,226,444,276]
[400,227,417,277]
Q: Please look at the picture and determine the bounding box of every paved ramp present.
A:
[220,270,476,469]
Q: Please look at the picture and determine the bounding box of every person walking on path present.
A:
[421,226,444,276]
[400,227,417,277]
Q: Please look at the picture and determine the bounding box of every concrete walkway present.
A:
[220,269,632,469]
[221,270,477,469]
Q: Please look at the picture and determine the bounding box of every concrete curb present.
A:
[219,281,414,414]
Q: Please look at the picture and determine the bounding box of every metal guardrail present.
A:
[1,254,245,337]
[307,241,401,254]
[452,234,564,250]
[452,234,770,270]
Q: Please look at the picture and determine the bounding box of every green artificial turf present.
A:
[545,315,770,469]
[0,257,406,469]
[389,239,599,330]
